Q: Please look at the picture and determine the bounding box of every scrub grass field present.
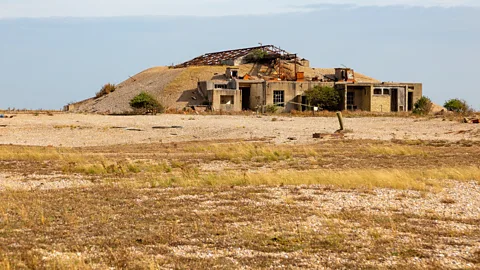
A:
[0,139,479,269]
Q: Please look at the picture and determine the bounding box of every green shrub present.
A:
[444,98,472,114]
[265,104,279,113]
[413,96,433,115]
[304,86,340,111]
[129,92,164,113]
[95,83,116,98]
[245,49,269,63]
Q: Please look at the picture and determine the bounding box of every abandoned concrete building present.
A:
[179,45,422,112]
[67,44,422,114]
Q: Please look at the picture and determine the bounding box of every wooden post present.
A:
[336,111,344,131]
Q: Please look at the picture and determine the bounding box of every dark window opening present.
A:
[374,88,382,95]
[215,84,227,89]
[273,90,285,107]
[220,95,234,105]
[383,89,390,95]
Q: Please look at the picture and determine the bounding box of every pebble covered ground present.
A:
[0,114,478,147]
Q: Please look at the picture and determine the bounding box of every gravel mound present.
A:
[75,67,184,114]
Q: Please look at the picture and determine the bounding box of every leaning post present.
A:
[336,111,344,131]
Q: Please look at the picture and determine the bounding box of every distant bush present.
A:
[129,92,164,113]
[413,96,433,115]
[95,83,116,98]
[444,98,472,114]
[304,85,340,111]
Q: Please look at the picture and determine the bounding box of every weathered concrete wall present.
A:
[345,85,371,111]
[409,83,423,105]
[371,95,391,112]
[249,83,264,110]
[364,86,373,111]
[198,81,215,97]
[209,89,242,111]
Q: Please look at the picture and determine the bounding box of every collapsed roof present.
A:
[174,45,295,68]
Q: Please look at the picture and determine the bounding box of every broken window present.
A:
[347,92,354,106]
[383,89,390,95]
[374,88,382,95]
[273,90,285,107]
[220,95,234,105]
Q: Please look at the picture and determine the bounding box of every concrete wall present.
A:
[249,82,265,110]
[198,81,214,97]
[208,89,242,111]
[371,95,391,112]
[346,86,371,111]
[409,83,423,107]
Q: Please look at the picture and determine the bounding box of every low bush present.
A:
[413,96,433,115]
[265,105,279,114]
[95,83,116,98]
[304,86,340,111]
[444,98,472,114]
[129,92,164,113]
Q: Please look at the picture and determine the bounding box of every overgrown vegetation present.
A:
[265,104,279,113]
[444,98,472,114]
[413,96,433,115]
[95,83,116,98]
[245,49,269,63]
[129,91,164,113]
[304,86,340,111]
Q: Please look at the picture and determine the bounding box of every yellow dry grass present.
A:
[366,145,428,156]
[0,146,64,161]
[144,166,480,191]
[187,143,294,162]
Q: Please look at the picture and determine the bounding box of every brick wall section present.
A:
[371,95,391,112]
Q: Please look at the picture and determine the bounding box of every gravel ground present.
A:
[0,114,478,147]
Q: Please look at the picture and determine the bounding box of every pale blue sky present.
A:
[0,3,479,110]
[1,0,479,18]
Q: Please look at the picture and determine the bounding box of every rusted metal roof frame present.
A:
[174,45,293,68]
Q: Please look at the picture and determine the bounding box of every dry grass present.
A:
[140,166,480,191]
[0,138,479,268]
[187,143,294,163]
[0,184,478,269]
[367,145,428,156]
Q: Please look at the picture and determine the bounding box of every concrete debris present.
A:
[287,137,297,141]
[464,117,479,124]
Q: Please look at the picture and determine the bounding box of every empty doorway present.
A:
[391,88,398,112]
[408,92,413,111]
[241,87,251,110]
